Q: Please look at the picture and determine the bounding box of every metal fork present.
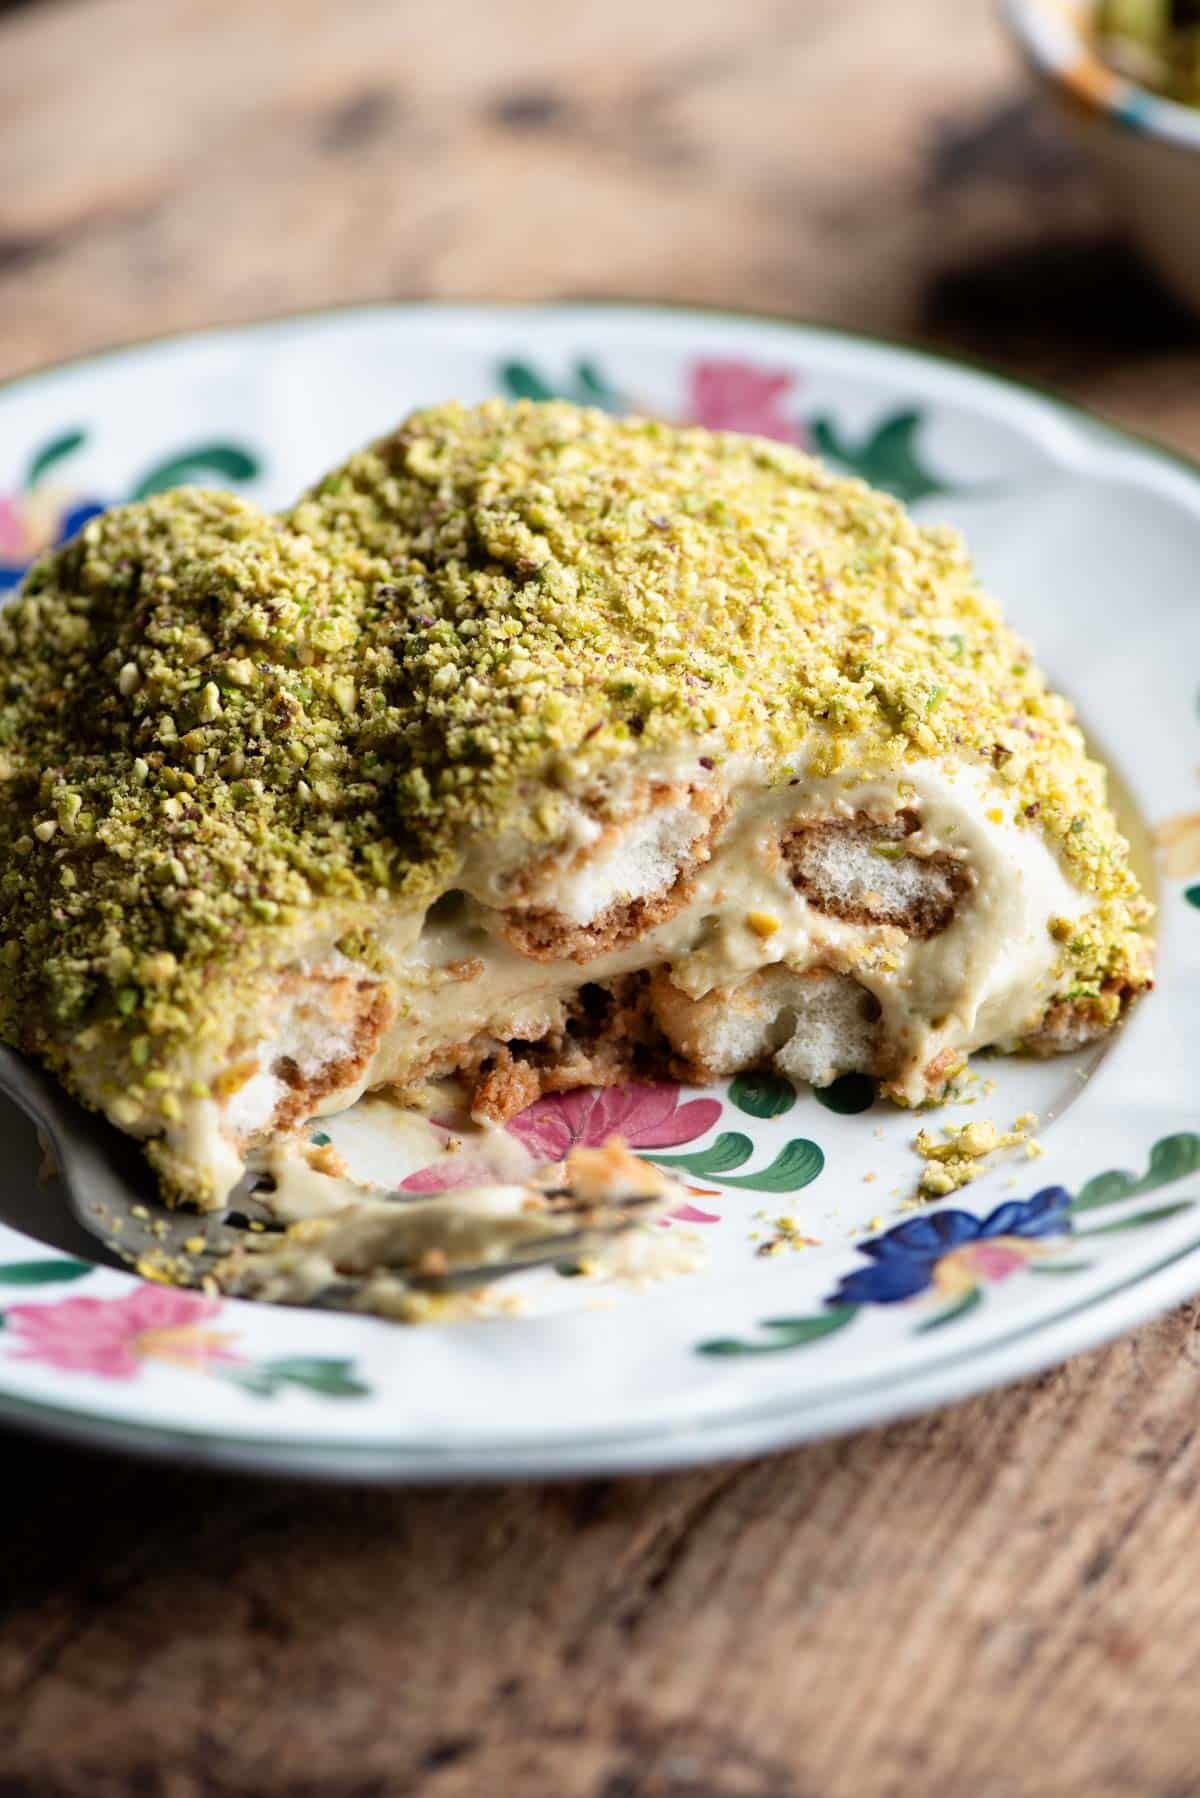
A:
[0,1046,660,1300]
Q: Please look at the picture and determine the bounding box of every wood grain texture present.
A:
[2,2,1199,1793]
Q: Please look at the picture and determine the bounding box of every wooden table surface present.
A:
[3,2,1200,1792]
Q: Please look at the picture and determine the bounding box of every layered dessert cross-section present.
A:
[0,400,1152,1209]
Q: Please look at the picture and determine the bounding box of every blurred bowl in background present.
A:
[1004,0,1200,314]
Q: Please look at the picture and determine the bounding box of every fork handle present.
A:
[0,1045,156,1268]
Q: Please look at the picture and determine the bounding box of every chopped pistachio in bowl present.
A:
[1004,0,1200,313]
[1095,1,1200,107]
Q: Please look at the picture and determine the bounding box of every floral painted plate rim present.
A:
[2,1223,1198,1481]
[0,299,1196,1480]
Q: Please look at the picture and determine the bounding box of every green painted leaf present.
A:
[498,360,557,402]
[728,1071,795,1120]
[224,1367,277,1398]
[1073,1171,1137,1212]
[25,429,86,489]
[228,1356,369,1399]
[1075,1202,1194,1238]
[697,1305,857,1357]
[811,409,951,506]
[0,1258,92,1286]
[292,1371,370,1398]
[717,1138,825,1194]
[1027,1260,1094,1275]
[572,360,623,410]
[648,1132,754,1177]
[652,1134,824,1193]
[1148,1138,1200,1186]
[915,1286,983,1333]
[497,358,624,410]
[130,443,260,499]
[262,1356,369,1397]
[1073,1134,1200,1212]
[813,1073,877,1115]
[1187,885,1200,909]
[310,1130,332,1147]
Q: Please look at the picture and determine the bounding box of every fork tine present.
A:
[525,1190,664,1223]
[407,1216,648,1291]
[0,1047,674,1306]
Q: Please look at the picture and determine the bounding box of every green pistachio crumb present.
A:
[0,399,1150,1081]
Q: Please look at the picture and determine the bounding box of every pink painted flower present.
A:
[0,487,106,593]
[931,1237,1046,1297]
[668,1189,723,1226]
[0,495,27,558]
[6,1284,241,1380]
[401,1084,723,1199]
[401,1154,503,1195]
[686,359,806,445]
[508,1083,722,1163]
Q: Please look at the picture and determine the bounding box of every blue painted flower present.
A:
[828,1187,1073,1308]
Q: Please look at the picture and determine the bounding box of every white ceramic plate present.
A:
[0,302,1196,1481]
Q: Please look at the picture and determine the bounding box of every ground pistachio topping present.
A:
[0,399,1150,1152]
[914,1114,1039,1199]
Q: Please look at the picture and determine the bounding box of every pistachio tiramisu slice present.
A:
[0,400,1152,1210]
